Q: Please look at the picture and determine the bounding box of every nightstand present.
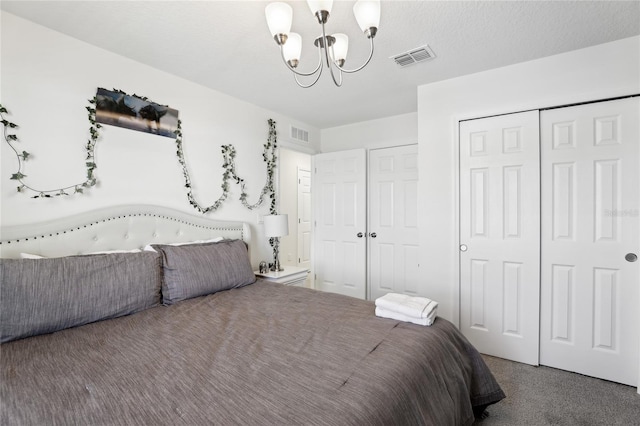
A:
[255,266,310,287]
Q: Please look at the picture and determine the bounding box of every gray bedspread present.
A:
[1,280,504,425]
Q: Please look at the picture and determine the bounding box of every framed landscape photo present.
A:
[95,88,179,138]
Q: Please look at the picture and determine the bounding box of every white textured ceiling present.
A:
[2,1,639,129]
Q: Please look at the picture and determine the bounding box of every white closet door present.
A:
[369,145,419,301]
[313,149,367,299]
[459,110,540,365]
[540,98,639,386]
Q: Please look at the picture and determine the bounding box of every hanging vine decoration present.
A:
[175,118,278,215]
[0,100,101,198]
[2,96,278,215]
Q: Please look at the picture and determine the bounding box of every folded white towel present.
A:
[375,306,437,326]
[375,293,438,319]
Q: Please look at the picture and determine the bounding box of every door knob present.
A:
[357,232,364,238]
[370,232,377,238]
[625,253,638,262]
[460,244,468,252]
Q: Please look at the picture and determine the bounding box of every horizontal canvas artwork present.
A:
[95,88,179,138]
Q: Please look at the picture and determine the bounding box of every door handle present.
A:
[460,244,468,252]
[370,232,377,238]
[357,232,364,238]
[625,253,637,262]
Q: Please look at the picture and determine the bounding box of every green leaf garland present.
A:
[174,118,278,215]
[1,100,100,198]
[1,96,278,215]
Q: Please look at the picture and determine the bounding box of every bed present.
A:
[0,205,504,425]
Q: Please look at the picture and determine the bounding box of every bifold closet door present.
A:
[459,110,541,365]
[313,149,367,299]
[540,97,639,386]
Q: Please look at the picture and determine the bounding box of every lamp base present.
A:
[271,238,284,272]
[271,260,284,272]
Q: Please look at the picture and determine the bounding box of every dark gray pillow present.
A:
[0,252,163,343]
[153,239,256,305]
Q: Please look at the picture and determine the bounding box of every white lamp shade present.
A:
[264,214,289,238]
[265,2,293,37]
[307,0,333,15]
[353,0,380,32]
[283,32,302,62]
[331,33,349,62]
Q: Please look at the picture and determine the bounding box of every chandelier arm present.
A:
[333,36,375,74]
[293,68,324,88]
[291,46,324,88]
[326,58,344,87]
[320,21,343,87]
[279,44,323,77]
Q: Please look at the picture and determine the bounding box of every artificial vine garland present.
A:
[175,118,278,215]
[1,100,100,198]
[1,96,278,214]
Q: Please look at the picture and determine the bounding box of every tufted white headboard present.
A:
[0,205,251,259]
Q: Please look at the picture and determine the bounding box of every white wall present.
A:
[0,12,320,266]
[320,112,417,152]
[418,36,640,324]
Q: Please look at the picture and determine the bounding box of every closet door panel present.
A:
[313,149,367,299]
[459,110,540,365]
[540,97,639,386]
[369,145,419,300]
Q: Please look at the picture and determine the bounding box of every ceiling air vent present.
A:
[391,45,436,68]
[290,125,309,143]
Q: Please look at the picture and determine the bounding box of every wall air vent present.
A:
[390,45,436,68]
[290,125,309,143]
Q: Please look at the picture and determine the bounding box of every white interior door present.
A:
[459,110,541,365]
[297,168,312,272]
[540,97,639,386]
[313,149,367,299]
[297,168,312,287]
[369,145,420,301]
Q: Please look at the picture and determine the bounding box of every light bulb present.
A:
[307,0,333,15]
[283,32,302,65]
[353,0,380,35]
[331,33,349,64]
[265,2,293,39]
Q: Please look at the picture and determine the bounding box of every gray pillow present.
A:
[153,239,256,305]
[0,252,163,343]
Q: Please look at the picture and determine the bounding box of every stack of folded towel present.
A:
[374,292,438,326]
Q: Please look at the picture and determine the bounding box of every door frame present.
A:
[297,166,312,286]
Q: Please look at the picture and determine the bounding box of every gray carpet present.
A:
[475,355,640,425]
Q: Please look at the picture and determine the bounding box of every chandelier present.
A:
[265,0,381,88]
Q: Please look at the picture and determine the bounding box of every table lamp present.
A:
[263,214,289,271]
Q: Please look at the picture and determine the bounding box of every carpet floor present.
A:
[475,355,640,425]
